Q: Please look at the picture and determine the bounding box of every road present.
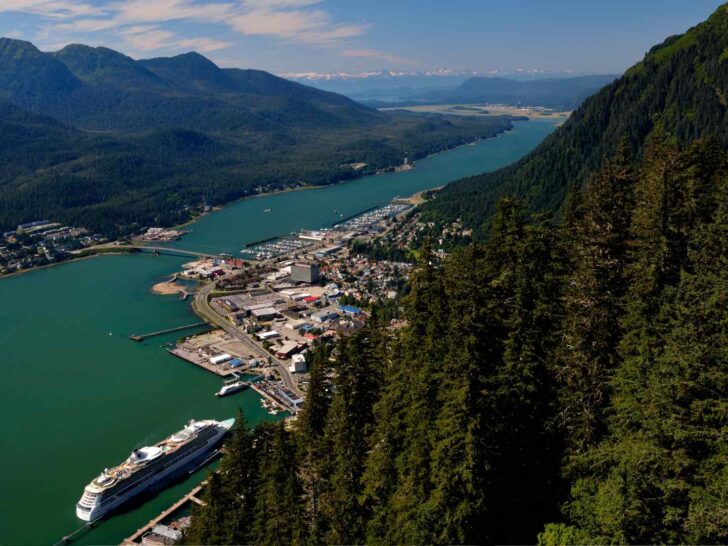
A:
[192,279,302,398]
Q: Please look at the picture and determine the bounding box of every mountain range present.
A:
[0,38,513,234]
[419,74,617,110]
[285,69,615,108]
[424,3,728,233]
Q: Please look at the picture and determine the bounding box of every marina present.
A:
[241,236,316,261]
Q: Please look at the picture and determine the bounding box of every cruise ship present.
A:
[76,418,234,522]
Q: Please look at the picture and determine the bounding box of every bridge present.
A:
[130,245,225,260]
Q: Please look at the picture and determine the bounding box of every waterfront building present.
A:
[291,263,320,284]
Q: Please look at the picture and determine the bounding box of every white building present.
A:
[289,353,307,373]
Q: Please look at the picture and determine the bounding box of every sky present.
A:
[0,1,722,76]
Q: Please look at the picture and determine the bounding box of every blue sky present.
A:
[0,1,721,75]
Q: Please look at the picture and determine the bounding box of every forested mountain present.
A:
[0,38,377,132]
[184,137,726,545]
[431,74,615,109]
[182,6,727,545]
[0,39,514,234]
[423,3,728,236]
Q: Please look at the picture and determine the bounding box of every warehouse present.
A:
[251,306,280,321]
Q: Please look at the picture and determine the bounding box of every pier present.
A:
[129,322,208,342]
[332,205,378,226]
[122,483,207,545]
[167,347,239,377]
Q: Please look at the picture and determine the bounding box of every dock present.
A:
[167,347,239,377]
[129,322,208,342]
[248,382,296,414]
[122,483,206,545]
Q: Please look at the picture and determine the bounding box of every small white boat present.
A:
[215,379,248,397]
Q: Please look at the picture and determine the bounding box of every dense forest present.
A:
[423,3,728,236]
[0,39,513,234]
[183,133,726,544]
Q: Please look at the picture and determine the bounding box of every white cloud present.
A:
[0,0,101,19]
[2,0,372,58]
[230,7,365,44]
[120,26,176,53]
[176,37,233,53]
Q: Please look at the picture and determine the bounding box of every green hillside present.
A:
[423,3,728,235]
[0,40,515,234]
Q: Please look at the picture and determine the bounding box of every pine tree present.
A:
[218,408,259,544]
[362,239,448,543]
[484,198,564,541]
[184,472,233,545]
[318,330,382,544]
[555,140,727,544]
[250,423,305,546]
[554,141,635,452]
[428,243,495,544]
[295,342,333,543]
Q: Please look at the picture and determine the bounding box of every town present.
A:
[161,199,418,417]
[0,220,107,275]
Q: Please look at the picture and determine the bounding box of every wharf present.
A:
[129,322,208,342]
[122,483,206,545]
[167,347,238,377]
[248,382,297,414]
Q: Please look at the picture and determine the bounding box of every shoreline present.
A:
[0,250,136,280]
[0,121,525,281]
[167,122,519,232]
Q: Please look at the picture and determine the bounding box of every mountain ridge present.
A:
[0,39,515,234]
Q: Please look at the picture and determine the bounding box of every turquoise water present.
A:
[166,119,559,255]
[0,118,560,545]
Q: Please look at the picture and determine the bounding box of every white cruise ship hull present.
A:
[76,419,233,522]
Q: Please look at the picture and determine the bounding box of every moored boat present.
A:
[75,418,234,522]
[215,379,248,397]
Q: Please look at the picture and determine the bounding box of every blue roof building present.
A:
[338,304,363,316]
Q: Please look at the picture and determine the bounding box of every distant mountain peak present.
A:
[0,36,44,58]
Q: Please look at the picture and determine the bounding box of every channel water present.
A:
[0,118,560,545]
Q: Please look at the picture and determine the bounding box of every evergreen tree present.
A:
[362,239,448,543]
[318,331,382,544]
[250,423,305,546]
[554,140,727,544]
[554,142,635,452]
[295,342,333,543]
[217,408,259,544]
[184,472,233,545]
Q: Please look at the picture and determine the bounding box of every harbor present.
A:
[0,119,562,546]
